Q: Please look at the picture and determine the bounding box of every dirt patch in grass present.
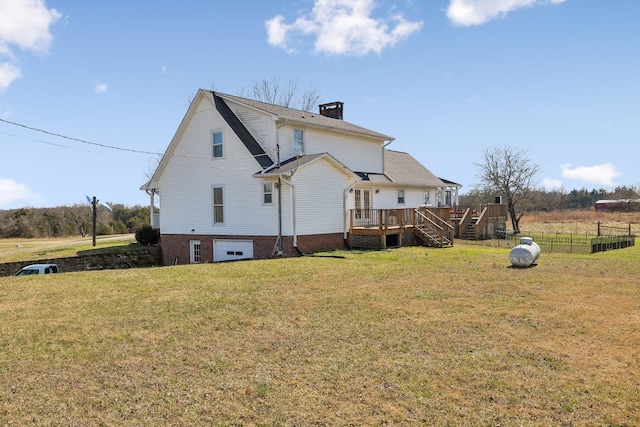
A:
[1,243,639,425]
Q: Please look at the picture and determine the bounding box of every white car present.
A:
[14,264,59,276]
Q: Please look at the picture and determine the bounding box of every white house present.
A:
[142,90,461,264]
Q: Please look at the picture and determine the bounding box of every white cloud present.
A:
[266,0,423,56]
[561,163,621,187]
[0,62,21,91]
[446,0,567,27]
[94,81,108,94]
[0,178,41,208]
[0,0,61,91]
[542,178,563,190]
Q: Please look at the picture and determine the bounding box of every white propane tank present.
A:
[509,237,541,268]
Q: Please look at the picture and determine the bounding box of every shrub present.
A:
[135,225,160,246]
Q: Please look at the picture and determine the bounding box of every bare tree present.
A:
[475,147,540,234]
[238,76,320,112]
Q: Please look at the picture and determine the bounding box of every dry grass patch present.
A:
[1,244,639,425]
[521,209,640,235]
[0,234,136,263]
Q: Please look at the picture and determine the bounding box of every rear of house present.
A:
[143,90,460,264]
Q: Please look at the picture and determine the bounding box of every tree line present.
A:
[465,146,640,233]
[461,185,640,211]
[0,204,150,239]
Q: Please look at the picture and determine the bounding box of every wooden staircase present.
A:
[414,209,454,248]
[457,203,508,240]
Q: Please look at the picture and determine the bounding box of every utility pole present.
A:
[87,195,112,247]
[92,196,97,247]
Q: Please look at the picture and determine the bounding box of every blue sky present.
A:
[1,0,638,209]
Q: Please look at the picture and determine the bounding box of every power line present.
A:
[0,117,162,155]
[0,117,277,163]
[0,130,70,149]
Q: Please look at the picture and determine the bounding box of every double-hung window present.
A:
[423,190,430,206]
[397,189,405,205]
[212,131,223,158]
[293,129,304,154]
[213,187,224,224]
[263,182,274,205]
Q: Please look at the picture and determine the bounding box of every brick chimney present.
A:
[318,101,344,120]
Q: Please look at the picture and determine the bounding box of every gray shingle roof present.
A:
[383,150,446,187]
[214,91,393,141]
[256,153,358,179]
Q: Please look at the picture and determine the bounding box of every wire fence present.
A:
[462,230,635,254]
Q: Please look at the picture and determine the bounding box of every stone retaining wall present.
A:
[0,247,162,277]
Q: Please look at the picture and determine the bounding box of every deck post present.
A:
[348,209,353,247]
[380,210,386,249]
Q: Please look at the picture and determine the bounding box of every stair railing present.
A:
[458,208,473,238]
[474,206,489,239]
[415,209,454,247]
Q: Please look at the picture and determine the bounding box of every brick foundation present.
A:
[160,233,347,265]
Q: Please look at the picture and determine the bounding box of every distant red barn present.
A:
[595,199,640,212]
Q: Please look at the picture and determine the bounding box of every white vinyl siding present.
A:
[277,125,384,173]
[373,187,438,210]
[158,95,279,236]
[289,158,349,235]
[227,102,277,154]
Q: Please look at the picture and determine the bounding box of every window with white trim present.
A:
[190,240,201,263]
[423,190,430,206]
[263,182,274,205]
[397,189,405,205]
[213,187,224,223]
[212,131,223,158]
[293,129,304,154]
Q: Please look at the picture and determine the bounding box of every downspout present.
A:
[280,177,302,256]
[382,139,394,175]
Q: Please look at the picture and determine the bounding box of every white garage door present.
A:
[213,240,254,262]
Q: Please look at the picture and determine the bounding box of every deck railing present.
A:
[350,208,416,229]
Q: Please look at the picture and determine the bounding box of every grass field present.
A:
[1,236,639,425]
[0,234,137,263]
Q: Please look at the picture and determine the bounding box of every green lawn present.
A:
[1,243,639,425]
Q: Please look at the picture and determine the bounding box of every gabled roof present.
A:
[439,177,463,188]
[255,153,359,179]
[382,150,446,188]
[143,90,276,191]
[214,91,394,142]
[212,93,273,169]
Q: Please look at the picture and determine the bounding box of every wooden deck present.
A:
[348,207,454,249]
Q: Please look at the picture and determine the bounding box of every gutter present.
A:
[279,177,302,256]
